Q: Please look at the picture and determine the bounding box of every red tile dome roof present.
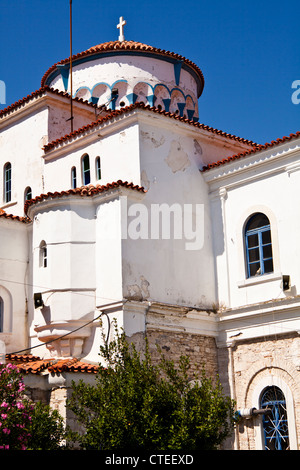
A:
[41,40,205,97]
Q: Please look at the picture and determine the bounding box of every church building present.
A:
[1,17,300,450]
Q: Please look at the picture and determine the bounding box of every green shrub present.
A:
[67,326,235,450]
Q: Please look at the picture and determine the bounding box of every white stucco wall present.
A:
[28,198,96,357]
[204,138,300,310]
[0,107,48,216]
[0,219,29,355]
[43,120,141,192]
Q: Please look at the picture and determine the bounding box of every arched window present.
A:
[96,157,101,180]
[260,386,289,450]
[82,154,90,185]
[39,241,47,268]
[245,213,273,277]
[0,297,3,333]
[4,162,11,203]
[24,186,32,202]
[71,166,77,189]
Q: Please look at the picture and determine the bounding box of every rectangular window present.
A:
[96,157,101,180]
[4,163,11,203]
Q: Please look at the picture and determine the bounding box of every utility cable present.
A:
[7,302,120,356]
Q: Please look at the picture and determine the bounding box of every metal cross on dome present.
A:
[117,16,126,42]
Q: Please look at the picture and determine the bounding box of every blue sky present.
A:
[0,0,299,144]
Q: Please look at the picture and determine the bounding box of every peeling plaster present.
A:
[193,139,203,156]
[140,130,165,148]
[165,140,191,173]
[141,170,150,190]
[126,275,150,301]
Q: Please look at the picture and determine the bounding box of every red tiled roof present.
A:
[0,86,97,119]
[24,180,146,214]
[48,358,99,374]
[0,209,30,224]
[41,40,205,96]
[201,131,300,172]
[43,101,256,153]
[6,354,99,374]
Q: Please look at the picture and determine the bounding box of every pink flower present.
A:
[2,428,10,434]
[0,401,8,408]
[16,402,24,410]
[1,414,7,420]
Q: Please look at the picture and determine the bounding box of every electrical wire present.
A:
[7,302,119,356]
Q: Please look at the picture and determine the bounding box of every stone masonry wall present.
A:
[218,332,300,450]
[145,328,219,381]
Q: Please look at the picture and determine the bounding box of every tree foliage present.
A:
[0,362,66,450]
[67,326,235,450]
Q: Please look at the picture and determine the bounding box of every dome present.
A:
[41,40,205,121]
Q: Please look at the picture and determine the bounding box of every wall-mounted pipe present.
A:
[237,407,271,419]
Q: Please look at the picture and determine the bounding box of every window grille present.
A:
[261,386,290,450]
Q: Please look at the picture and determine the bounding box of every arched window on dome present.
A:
[3,162,11,203]
[260,386,290,450]
[153,84,170,111]
[95,157,101,181]
[82,154,90,185]
[170,88,186,116]
[244,213,273,278]
[133,82,152,106]
[71,166,77,189]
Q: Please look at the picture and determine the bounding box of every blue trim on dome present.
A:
[45,50,204,98]
[126,93,138,105]
[173,60,183,86]
[57,64,70,91]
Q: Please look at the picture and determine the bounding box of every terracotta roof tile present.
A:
[41,40,205,96]
[5,354,99,374]
[201,131,300,172]
[48,358,99,374]
[0,209,30,224]
[43,101,256,153]
[24,180,146,214]
[0,86,98,119]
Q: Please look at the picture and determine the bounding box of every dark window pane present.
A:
[262,230,271,244]
[247,233,259,248]
[249,262,261,277]
[263,245,272,259]
[246,213,270,231]
[264,259,273,273]
[248,247,260,262]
